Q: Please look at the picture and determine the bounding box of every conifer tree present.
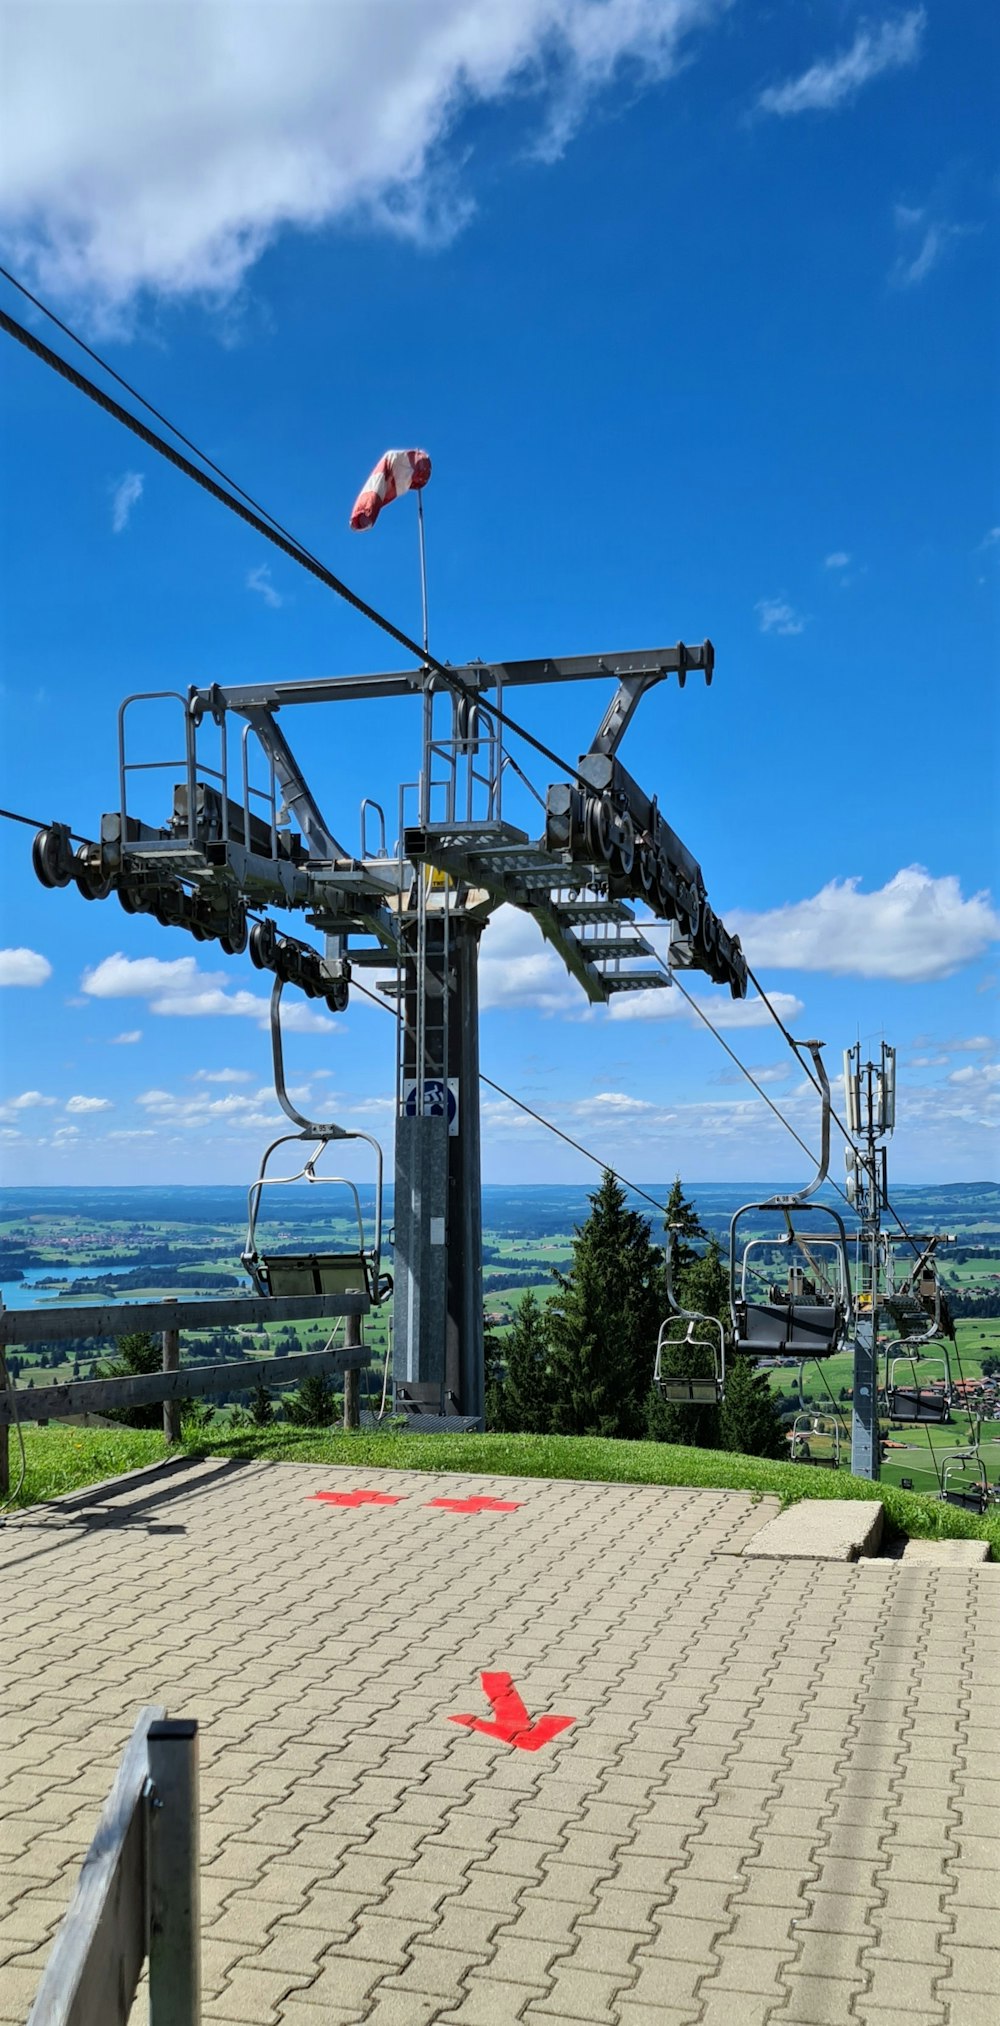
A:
[499,1291,552,1434]
[547,1171,663,1439]
[719,1355,787,1459]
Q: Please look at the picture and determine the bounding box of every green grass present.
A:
[4,1426,169,1506]
[5,1424,998,1557]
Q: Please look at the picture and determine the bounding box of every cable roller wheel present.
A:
[31,825,73,889]
[71,844,113,901]
[249,918,278,969]
[585,793,613,865]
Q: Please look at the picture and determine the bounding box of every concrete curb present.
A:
[741,1497,884,1561]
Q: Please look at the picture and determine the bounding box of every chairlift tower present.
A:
[31,643,749,1425]
[843,1042,896,1479]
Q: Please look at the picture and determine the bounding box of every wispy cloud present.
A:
[825,551,851,570]
[246,564,283,609]
[65,1094,113,1113]
[109,1029,142,1045]
[111,470,143,532]
[890,203,977,288]
[757,8,925,118]
[756,596,806,637]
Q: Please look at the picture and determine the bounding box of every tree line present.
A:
[485,1172,786,1460]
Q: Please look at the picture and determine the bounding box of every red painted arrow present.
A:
[310,1489,403,1507]
[427,1496,522,1513]
[449,1672,575,1752]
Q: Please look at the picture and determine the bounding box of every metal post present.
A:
[146,1718,200,2026]
[851,1312,880,1481]
[343,1313,361,1430]
[849,1055,884,1483]
[0,1340,9,1499]
[162,1300,181,1446]
[393,912,484,1422]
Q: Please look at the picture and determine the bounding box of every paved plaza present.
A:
[0,1456,997,2026]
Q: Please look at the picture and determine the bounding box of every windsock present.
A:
[349,448,431,531]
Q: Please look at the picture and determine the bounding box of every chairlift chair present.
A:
[730,1042,853,1361]
[886,1348,953,1425]
[241,976,390,1306]
[653,1227,725,1404]
[788,1361,843,1468]
[940,1449,991,1515]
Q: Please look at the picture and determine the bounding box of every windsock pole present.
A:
[417,488,429,661]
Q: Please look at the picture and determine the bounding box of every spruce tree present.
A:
[547,1171,663,1439]
[285,1371,337,1426]
[500,1292,552,1434]
[97,1330,162,1429]
[248,1382,274,1427]
[719,1355,787,1460]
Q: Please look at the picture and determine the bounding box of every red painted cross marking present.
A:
[449,1672,575,1752]
[427,1496,522,1513]
[310,1489,403,1507]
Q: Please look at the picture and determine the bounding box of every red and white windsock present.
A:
[349,448,431,531]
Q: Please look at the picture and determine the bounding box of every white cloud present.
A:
[756,596,806,636]
[83,953,200,999]
[109,1029,142,1045]
[111,470,143,531]
[890,203,976,289]
[0,947,52,987]
[65,1094,113,1113]
[728,867,1000,983]
[825,551,851,570]
[757,9,925,117]
[1,0,726,323]
[80,950,335,1031]
[948,1063,1000,1088]
[571,1091,655,1115]
[193,1067,255,1083]
[0,1091,58,1122]
[978,528,1000,553]
[479,906,582,1015]
[608,988,804,1028]
[246,565,282,609]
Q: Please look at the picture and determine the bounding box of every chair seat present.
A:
[888,1389,950,1424]
[260,1251,371,1297]
[656,1379,721,1405]
[734,1302,842,1357]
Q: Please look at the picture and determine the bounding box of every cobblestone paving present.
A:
[1,1459,997,2026]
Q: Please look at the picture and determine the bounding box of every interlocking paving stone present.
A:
[0,1462,996,2026]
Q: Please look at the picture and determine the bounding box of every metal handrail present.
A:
[26,1706,199,2026]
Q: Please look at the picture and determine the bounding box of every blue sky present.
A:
[0,0,996,1190]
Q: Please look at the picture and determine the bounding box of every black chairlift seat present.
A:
[887,1382,951,1425]
[940,1455,991,1515]
[733,1300,845,1359]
